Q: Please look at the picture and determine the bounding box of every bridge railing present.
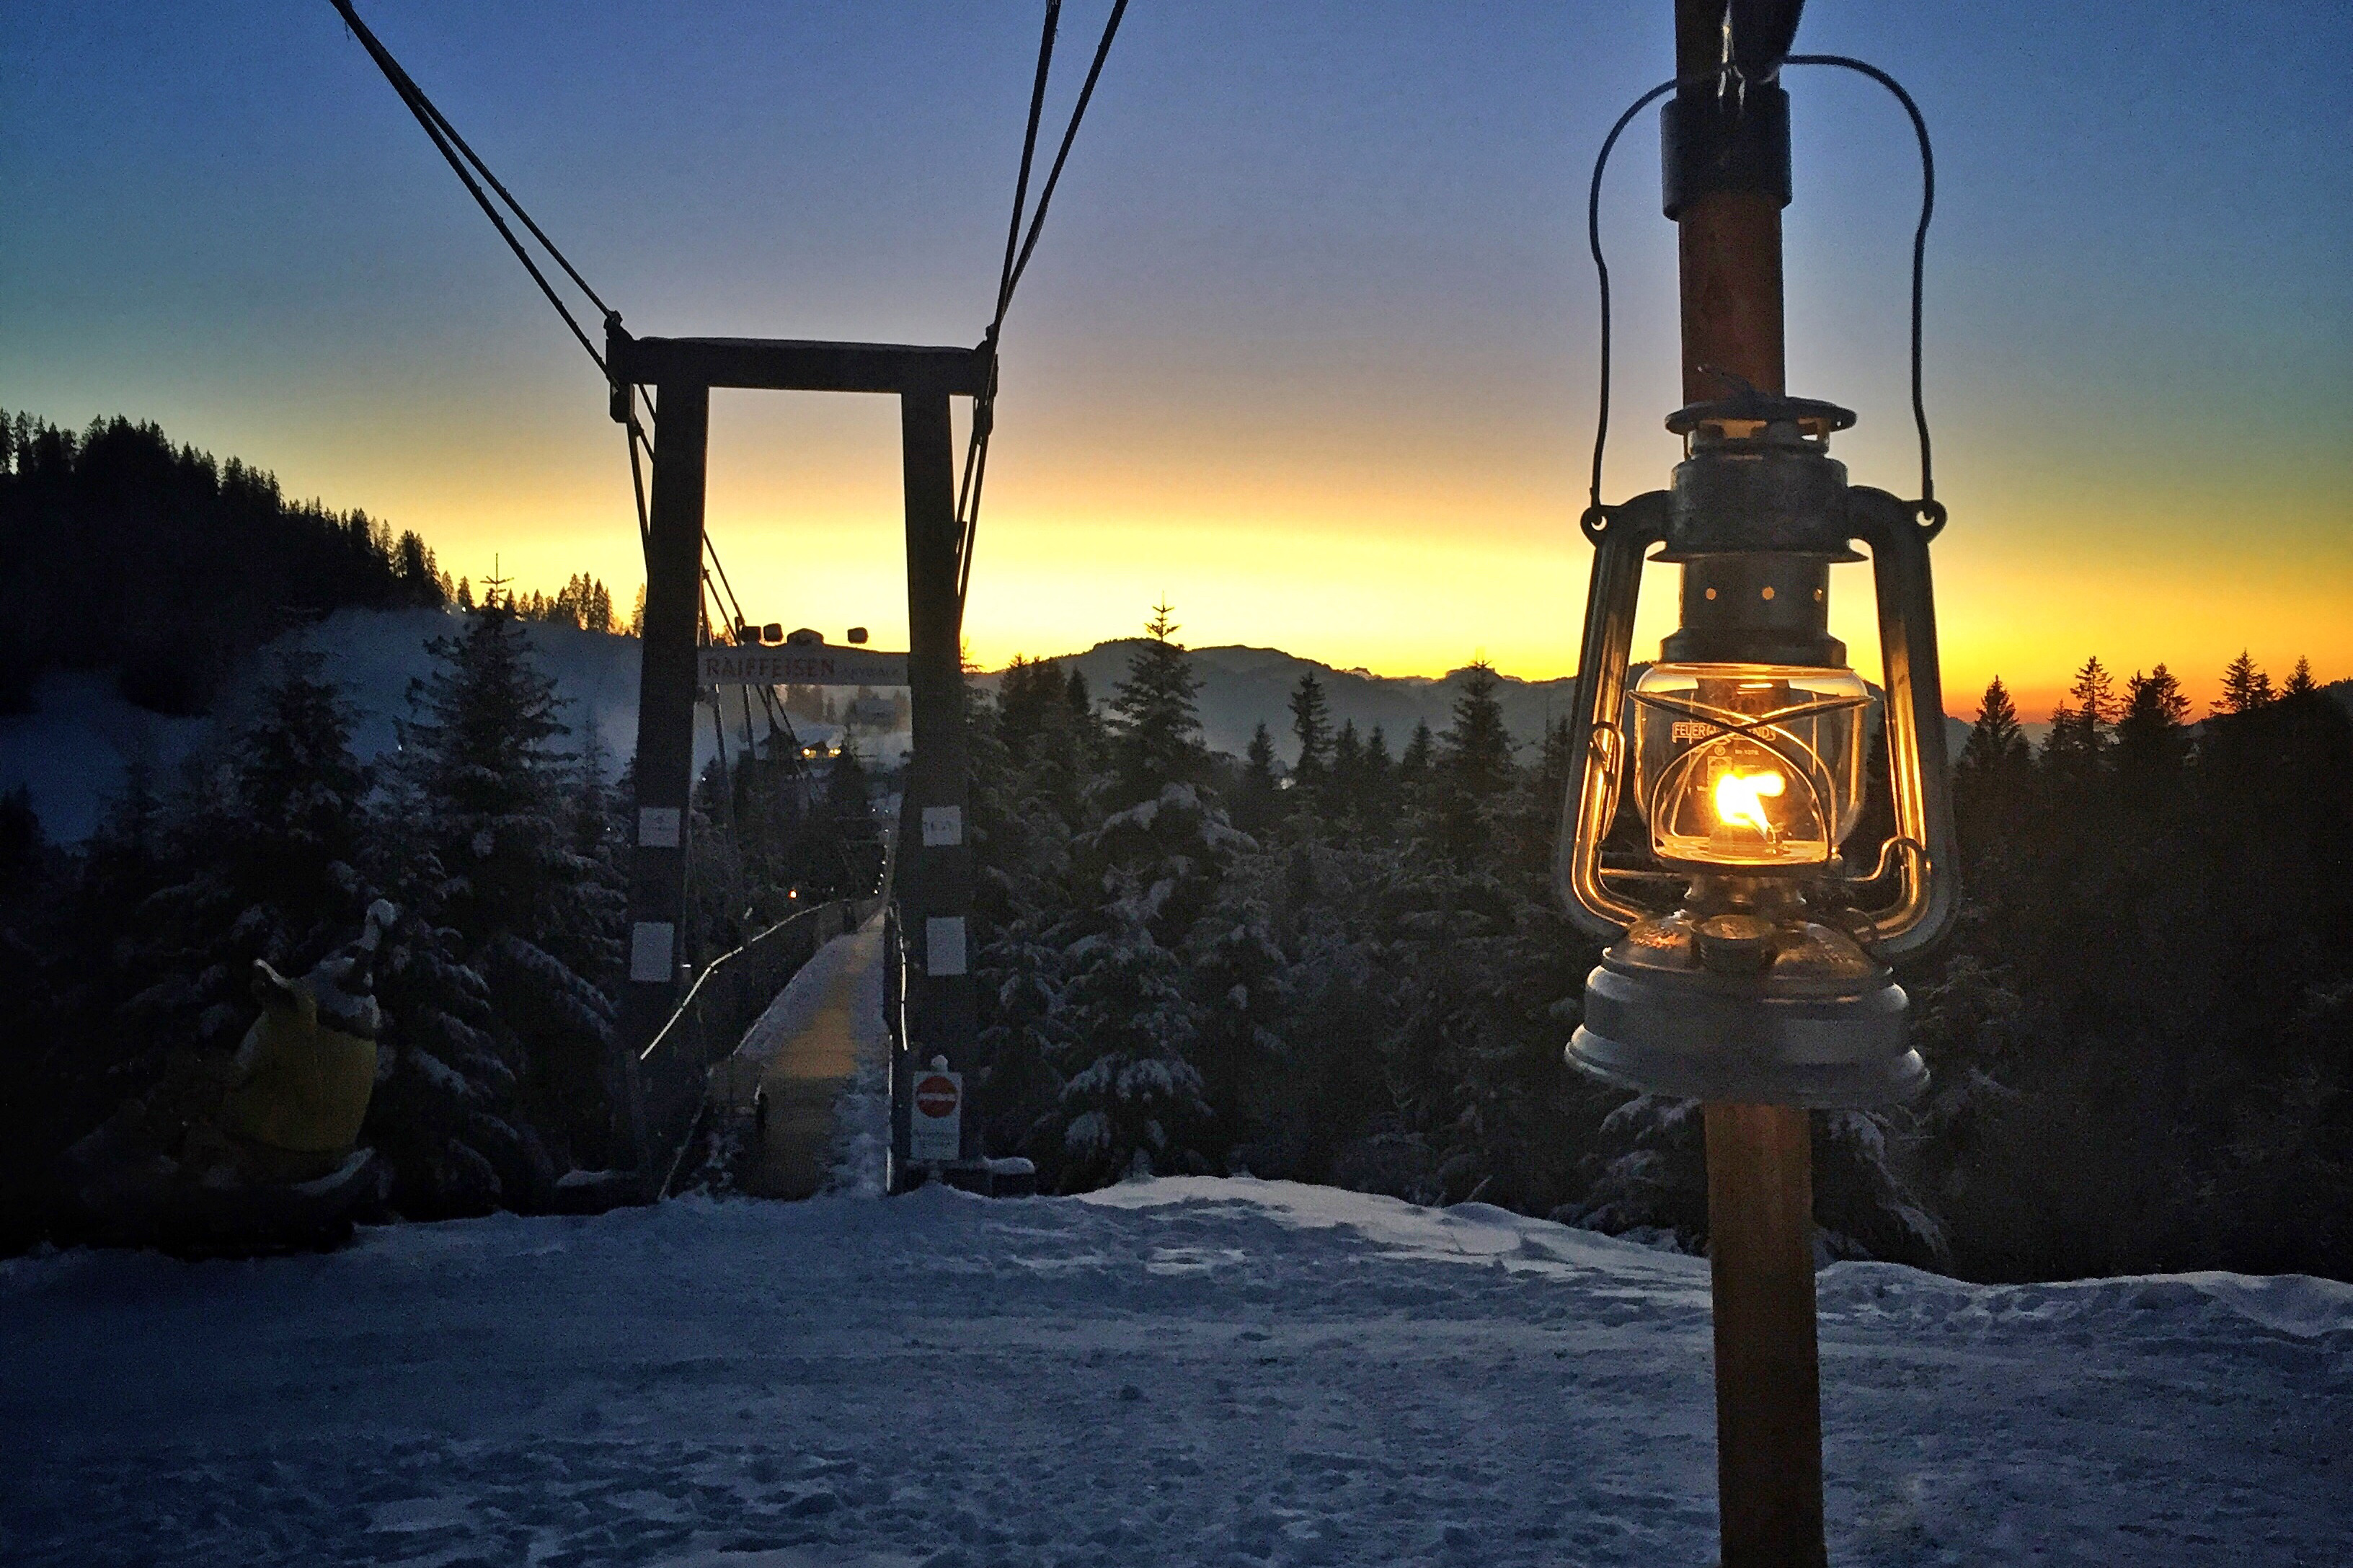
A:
[639,893,887,1195]
[882,903,912,1192]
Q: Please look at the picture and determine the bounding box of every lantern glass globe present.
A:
[1629,663,1872,872]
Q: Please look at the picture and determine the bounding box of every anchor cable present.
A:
[327,1,663,563]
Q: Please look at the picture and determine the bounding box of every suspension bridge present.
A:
[329,0,1126,1198]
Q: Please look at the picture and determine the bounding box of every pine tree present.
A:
[1398,719,1435,804]
[995,655,1056,750]
[2115,664,2192,784]
[1907,952,2026,1210]
[567,723,629,989]
[967,661,1089,1166]
[1812,1109,1949,1264]
[1956,676,2034,855]
[233,652,372,923]
[2283,656,2318,698]
[127,655,378,1060]
[384,601,620,1187]
[1959,676,2029,774]
[2070,654,2117,727]
[1357,725,1396,836]
[2041,654,2115,782]
[1185,890,1291,1168]
[1328,719,1363,826]
[1107,603,1205,807]
[1570,1096,1711,1247]
[1054,904,1210,1187]
[1432,663,1515,869]
[1287,669,1332,804]
[1040,605,1257,1187]
[1232,722,1282,838]
[2216,650,2273,715]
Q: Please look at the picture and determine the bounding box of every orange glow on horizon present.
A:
[249,386,2347,730]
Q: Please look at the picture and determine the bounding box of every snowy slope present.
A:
[1,608,779,843]
[3,1182,2347,1567]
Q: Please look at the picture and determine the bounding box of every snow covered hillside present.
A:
[4,1181,2347,1567]
[0,608,902,843]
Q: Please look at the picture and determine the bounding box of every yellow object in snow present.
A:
[222,968,380,1157]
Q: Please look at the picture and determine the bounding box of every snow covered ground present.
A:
[3,1173,2348,1567]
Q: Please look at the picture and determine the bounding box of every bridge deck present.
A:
[720,913,887,1198]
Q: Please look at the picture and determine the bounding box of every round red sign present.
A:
[914,1074,960,1118]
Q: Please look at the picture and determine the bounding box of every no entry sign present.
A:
[910,1070,962,1162]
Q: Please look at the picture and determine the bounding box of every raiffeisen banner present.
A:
[698,645,909,687]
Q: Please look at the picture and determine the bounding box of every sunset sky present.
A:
[5,1,2349,718]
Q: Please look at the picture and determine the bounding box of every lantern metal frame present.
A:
[1555,389,1959,1109]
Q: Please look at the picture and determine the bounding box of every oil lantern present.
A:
[1557,383,1958,1107]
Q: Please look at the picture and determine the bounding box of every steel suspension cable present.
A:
[1002,0,1129,312]
[329,0,663,569]
[951,1,1059,616]
[953,0,1130,619]
[329,1,610,375]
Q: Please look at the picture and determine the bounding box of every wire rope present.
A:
[954,0,1130,619]
[329,1,611,376]
[333,0,1128,646]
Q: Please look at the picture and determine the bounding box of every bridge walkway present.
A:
[712,911,888,1199]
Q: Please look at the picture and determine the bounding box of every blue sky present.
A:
[5,1,2348,709]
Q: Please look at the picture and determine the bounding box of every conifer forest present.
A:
[3,409,2348,1285]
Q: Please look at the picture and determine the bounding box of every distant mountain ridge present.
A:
[971,639,1995,764]
[971,641,1582,763]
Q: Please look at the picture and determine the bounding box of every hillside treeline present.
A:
[3,531,2347,1280]
[962,615,2353,1282]
[0,602,873,1249]
[0,410,445,715]
[1923,657,2353,1277]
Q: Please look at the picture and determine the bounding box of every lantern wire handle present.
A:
[1582,76,1681,538]
[1583,56,1942,535]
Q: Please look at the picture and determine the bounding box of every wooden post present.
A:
[1672,4,1826,1564]
[896,388,979,1162]
[1704,1103,1825,1567]
[618,380,710,1169]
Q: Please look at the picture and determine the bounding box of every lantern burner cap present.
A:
[1668,388,1856,449]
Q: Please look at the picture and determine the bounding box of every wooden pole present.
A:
[618,380,709,1169]
[1703,1103,1825,1567]
[896,389,979,1166]
[1672,4,1826,1564]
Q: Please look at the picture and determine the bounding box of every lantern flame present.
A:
[1713,769,1785,839]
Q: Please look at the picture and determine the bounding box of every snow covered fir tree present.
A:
[0,572,872,1241]
[0,532,2334,1280]
[0,433,2349,1279]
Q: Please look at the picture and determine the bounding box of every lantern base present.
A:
[1567,911,1925,1109]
